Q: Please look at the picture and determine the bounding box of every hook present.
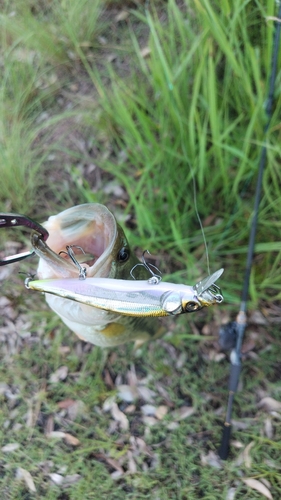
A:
[130,250,162,284]
[59,245,87,280]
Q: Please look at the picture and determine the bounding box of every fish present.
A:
[28,203,224,347]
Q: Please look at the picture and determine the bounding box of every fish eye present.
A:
[185,301,200,312]
[118,247,130,262]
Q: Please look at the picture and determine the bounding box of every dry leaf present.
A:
[118,384,138,402]
[230,440,244,449]
[226,487,236,500]
[63,474,81,487]
[140,47,151,58]
[49,366,68,383]
[244,441,255,468]
[111,470,123,480]
[16,468,36,493]
[57,398,76,409]
[141,404,157,416]
[264,417,273,439]
[104,457,124,474]
[166,422,180,430]
[200,451,222,469]
[249,310,267,325]
[111,403,129,430]
[172,406,195,420]
[2,443,20,452]
[242,478,273,499]
[155,405,168,420]
[137,386,157,403]
[64,433,80,446]
[258,397,281,412]
[142,416,158,427]
[47,431,66,440]
[103,395,116,412]
[49,473,64,486]
[127,451,137,474]
[124,404,136,414]
[115,10,129,22]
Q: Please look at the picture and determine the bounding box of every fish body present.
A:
[31,203,161,346]
[30,204,223,347]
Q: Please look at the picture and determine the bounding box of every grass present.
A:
[1,0,281,498]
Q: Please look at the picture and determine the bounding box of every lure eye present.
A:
[185,301,200,312]
[118,247,130,262]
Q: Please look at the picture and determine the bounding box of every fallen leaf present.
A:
[64,433,80,446]
[249,310,267,325]
[142,416,157,427]
[49,473,64,486]
[226,487,236,500]
[16,468,36,493]
[103,395,116,412]
[63,474,81,487]
[127,451,137,474]
[230,440,244,449]
[57,399,76,409]
[171,406,195,420]
[258,397,281,412]
[2,443,20,452]
[244,441,255,468]
[104,457,124,473]
[155,405,168,420]
[111,403,129,430]
[49,366,68,383]
[124,404,136,414]
[141,404,157,416]
[264,417,273,438]
[137,386,157,403]
[201,451,222,469]
[242,478,273,499]
[166,422,180,430]
[111,470,123,480]
[140,47,151,58]
[118,384,138,402]
[47,431,66,439]
[115,10,129,22]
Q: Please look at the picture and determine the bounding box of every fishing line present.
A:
[191,171,210,276]
[177,118,211,276]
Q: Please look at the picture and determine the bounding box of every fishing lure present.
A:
[25,268,224,318]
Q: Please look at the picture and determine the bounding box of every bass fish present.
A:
[27,203,224,347]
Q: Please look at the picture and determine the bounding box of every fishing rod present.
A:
[218,3,281,460]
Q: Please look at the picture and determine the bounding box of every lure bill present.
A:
[26,269,224,318]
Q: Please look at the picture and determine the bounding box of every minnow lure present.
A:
[26,268,224,318]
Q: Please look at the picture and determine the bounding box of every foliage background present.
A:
[1,0,281,498]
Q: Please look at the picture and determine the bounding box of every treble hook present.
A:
[59,245,87,280]
[130,250,162,284]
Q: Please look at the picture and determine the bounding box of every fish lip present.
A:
[32,204,119,279]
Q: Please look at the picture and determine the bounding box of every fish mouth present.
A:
[33,204,119,279]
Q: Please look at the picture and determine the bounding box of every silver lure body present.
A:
[27,269,224,318]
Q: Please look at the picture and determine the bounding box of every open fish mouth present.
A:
[32,203,136,281]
